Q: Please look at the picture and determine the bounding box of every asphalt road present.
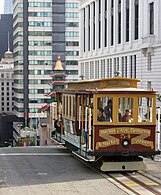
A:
[0,146,128,195]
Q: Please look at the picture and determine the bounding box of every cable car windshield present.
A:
[96,96,154,124]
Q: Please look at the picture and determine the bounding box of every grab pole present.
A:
[157,107,160,151]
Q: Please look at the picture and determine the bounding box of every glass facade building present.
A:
[13,0,79,125]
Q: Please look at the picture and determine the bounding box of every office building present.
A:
[79,0,161,101]
[13,0,79,126]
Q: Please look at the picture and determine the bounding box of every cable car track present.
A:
[107,172,161,195]
[99,169,161,194]
[73,153,161,195]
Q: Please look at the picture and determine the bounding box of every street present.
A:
[0,146,127,195]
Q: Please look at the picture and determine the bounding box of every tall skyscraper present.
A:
[13,0,79,127]
[4,0,13,14]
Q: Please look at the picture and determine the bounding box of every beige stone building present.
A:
[0,49,14,113]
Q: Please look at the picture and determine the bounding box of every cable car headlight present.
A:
[122,139,130,148]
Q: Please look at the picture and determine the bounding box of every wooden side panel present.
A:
[94,125,156,152]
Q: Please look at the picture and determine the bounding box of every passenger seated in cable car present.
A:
[97,108,106,122]
[122,109,133,122]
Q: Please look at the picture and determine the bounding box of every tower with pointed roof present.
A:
[37,55,67,146]
[44,55,66,102]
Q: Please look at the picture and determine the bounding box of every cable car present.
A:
[51,75,160,171]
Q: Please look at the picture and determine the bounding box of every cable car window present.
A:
[138,97,153,122]
[118,97,133,122]
[97,97,113,122]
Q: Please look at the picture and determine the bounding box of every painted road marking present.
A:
[125,183,139,187]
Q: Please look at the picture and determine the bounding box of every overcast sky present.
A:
[0,0,4,14]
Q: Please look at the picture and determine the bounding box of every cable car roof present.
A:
[65,77,141,90]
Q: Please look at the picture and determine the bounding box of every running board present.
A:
[100,160,146,172]
[72,151,95,162]
[51,137,64,145]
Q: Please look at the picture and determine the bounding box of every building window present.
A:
[101,60,105,78]
[85,62,89,80]
[95,60,99,79]
[147,53,152,70]
[90,61,94,79]
[130,56,133,78]
[65,22,79,27]
[104,0,107,47]
[66,61,78,65]
[134,55,136,78]
[93,2,95,50]
[117,57,119,71]
[118,0,121,44]
[66,51,79,56]
[65,32,79,37]
[66,70,78,75]
[29,2,52,7]
[126,0,129,42]
[81,63,84,79]
[134,0,139,40]
[98,0,101,49]
[147,81,151,90]
[114,58,117,73]
[65,3,79,8]
[109,59,112,78]
[29,21,52,27]
[66,41,79,46]
[130,55,136,78]
[65,12,79,18]
[88,5,90,51]
[111,0,114,45]
[149,2,154,34]
[6,73,9,78]
[125,56,127,77]
[83,8,85,52]
[121,57,124,77]
[107,59,109,78]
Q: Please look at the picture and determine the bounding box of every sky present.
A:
[0,0,4,14]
